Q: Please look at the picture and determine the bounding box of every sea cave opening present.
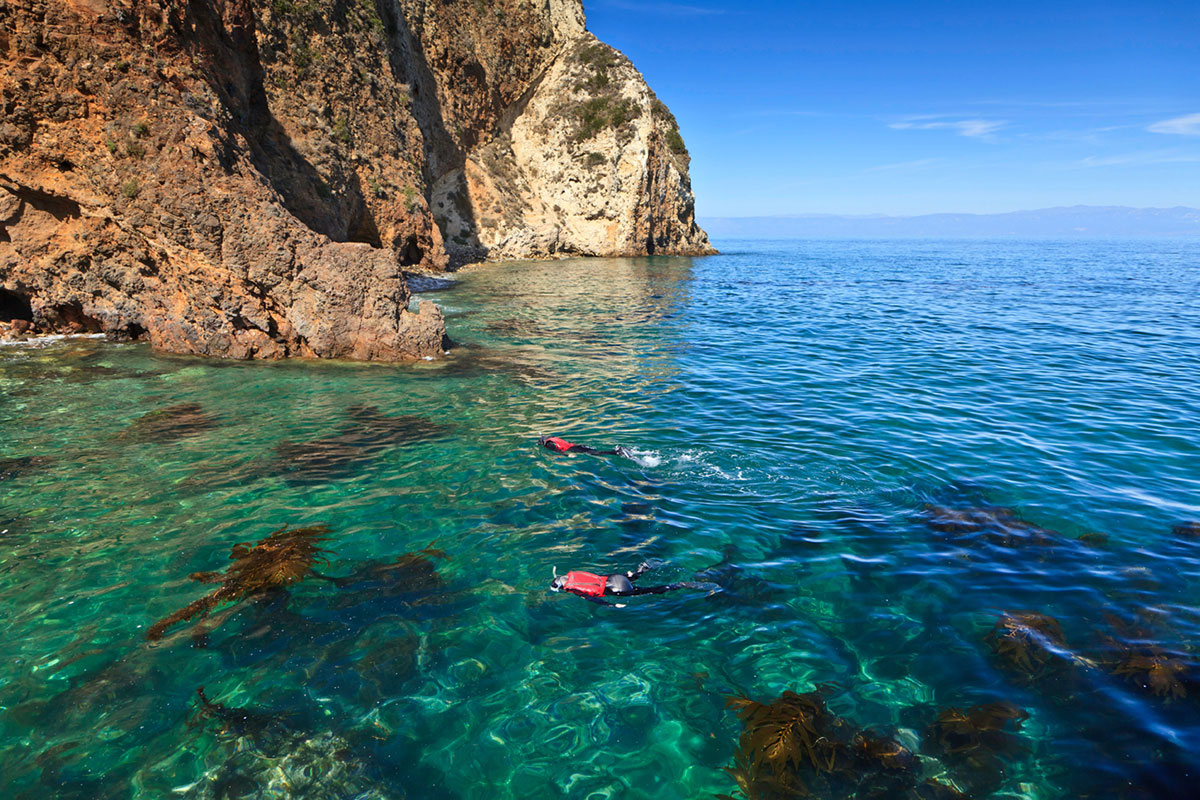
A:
[0,288,33,323]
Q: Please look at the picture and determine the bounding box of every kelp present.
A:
[121,402,217,442]
[921,503,1058,549]
[1172,521,1200,540]
[721,688,919,800]
[328,545,450,608]
[925,701,1029,798]
[187,687,294,746]
[272,405,450,486]
[926,702,1028,757]
[146,524,332,640]
[1100,614,1195,702]
[1113,649,1189,700]
[985,612,1069,681]
[0,454,50,481]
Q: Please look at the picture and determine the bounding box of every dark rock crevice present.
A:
[0,287,33,323]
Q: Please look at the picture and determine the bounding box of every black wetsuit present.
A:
[539,436,629,458]
[552,562,713,606]
[606,562,679,596]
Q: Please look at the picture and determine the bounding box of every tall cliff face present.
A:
[0,0,713,359]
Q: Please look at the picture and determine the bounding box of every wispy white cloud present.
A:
[1020,125,1128,144]
[889,116,1007,140]
[1074,150,1200,168]
[863,158,943,173]
[1148,113,1200,136]
[598,0,724,15]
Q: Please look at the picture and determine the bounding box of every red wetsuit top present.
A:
[543,437,574,453]
[563,571,607,597]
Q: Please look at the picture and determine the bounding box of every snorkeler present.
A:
[539,435,632,459]
[549,561,716,607]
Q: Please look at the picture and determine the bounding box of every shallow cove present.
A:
[1,239,1199,799]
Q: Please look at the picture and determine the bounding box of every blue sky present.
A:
[582,0,1200,216]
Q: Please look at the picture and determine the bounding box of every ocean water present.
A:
[1,239,1198,800]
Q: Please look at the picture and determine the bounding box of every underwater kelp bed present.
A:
[720,685,1028,800]
[120,402,219,443]
[146,524,334,641]
[2,242,1200,799]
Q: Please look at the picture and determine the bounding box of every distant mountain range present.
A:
[699,206,1200,239]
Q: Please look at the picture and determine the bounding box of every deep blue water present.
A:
[0,239,1198,799]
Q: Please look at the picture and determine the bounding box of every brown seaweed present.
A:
[985,612,1069,681]
[924,701,1028,797]
[721,687,919,800]
[1113,649,1189,700]
[1172,521,1200,540]
[145,524,332,640]
[926,702,1028,756]
[272,406,449,485]
[187,687,294,744]
[1100,614,1194,701]
[0,455,51,481]
[121,402,218,442]
[922,503,1058,549]
[327,545,450,611]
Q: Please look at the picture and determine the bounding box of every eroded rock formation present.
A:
[0,0,712,360]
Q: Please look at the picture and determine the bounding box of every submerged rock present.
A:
[0,455,50,481]
[121,403,218,443]
[921,503,1059,549]
[271,406,450,486]
[1172,521,1200,539]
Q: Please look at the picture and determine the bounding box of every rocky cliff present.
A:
[0,0,713,360]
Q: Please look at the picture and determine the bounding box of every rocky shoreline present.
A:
[0,0,712,361]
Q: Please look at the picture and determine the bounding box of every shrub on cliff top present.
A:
[652,99,688,156]
[573,96,637,142]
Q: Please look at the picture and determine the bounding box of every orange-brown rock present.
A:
[0,0,711,359]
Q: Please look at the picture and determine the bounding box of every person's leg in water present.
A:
[567,444,616,456]
[606,561,693,596]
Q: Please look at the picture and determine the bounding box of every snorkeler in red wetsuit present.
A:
[539,435,632,459]
[549,561,717,607]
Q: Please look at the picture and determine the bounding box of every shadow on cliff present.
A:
[375,0,483,264]
[170,1,384,250]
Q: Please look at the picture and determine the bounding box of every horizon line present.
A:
[698,204,1200,220]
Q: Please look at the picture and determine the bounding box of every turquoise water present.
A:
[1,239,1198,799]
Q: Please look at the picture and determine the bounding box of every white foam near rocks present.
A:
[0,333,107,349]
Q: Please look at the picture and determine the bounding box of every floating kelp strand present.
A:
[145,524,333,641]
[985,612,1073,682]
[187,687,297,749]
